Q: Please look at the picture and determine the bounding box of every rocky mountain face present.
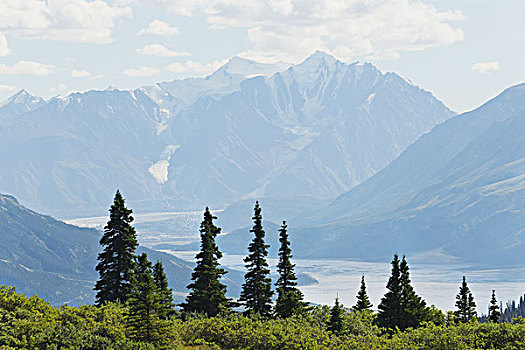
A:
[0,52,453,218]
[286,83,525,265]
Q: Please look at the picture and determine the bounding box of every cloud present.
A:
[137,44,190,57]
[0,84,16,92]
[0,0,132,44]
[71,69,90,78]
[0,61,54,75]
[0,35,10,56]
[472,61,500,75]
[138,20,180,36]
[123,66,160,77]
[165,59,227,74]
[132,0,464,62]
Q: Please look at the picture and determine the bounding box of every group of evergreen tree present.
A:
[496,294,525,322]
[94,190,173,343]
[94,190,508,341]
[375,254,429,331]
[326,255,502,332]
[183,201,307,319]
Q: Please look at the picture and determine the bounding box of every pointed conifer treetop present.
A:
[94,190,138,305]
[455,276,477,322]
[376,254,402,329]
[153,260,174,319]
[399,255,428,330]
[329,296,344,333]
[275,220,307,318]
[489,290,501,323]
[354,275,373,311]
[240,201,274,317]
[182,207,230,316]
[127,253,163,343]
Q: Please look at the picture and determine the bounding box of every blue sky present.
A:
[0,0,523,112]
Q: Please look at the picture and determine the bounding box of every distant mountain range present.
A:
[274,83,525,266]
[0,52,453,219]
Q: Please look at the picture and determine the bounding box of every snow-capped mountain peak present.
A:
[207,56,290,83]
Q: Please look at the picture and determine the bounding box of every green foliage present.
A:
[329,297,344,334]
[0,285,156,349]
[377,255,436,331]
[127,253,169,344]
[240,201,273,317]
[4,285,525,349]
[153,260,174,319]
[455,276,477,322]
[95,190,139,305]
[354,275,373,311]
[182,208,231,317]
[274,221,307,318]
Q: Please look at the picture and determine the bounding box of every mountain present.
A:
[286,83,525,265]
[0,89,45,117]
[0,52,453,219]
[0,193,242,305]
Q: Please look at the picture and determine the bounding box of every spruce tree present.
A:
[455,276,477,322]
[274,221,307,318]
[376,254,403,329]
[153,261,173,319]
[489,290,501,323]
[329,296,344,333]
[354,275,372,311]
[94,190,138,305]
[399,255,428,330]
[240,201,273,317]
[182,208,230,316]
[127,253,162,343]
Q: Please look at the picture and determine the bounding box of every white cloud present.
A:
[71,69,90,78]
[132,0,464,62]
[472,61,500,75]
[0,35,10,56]
[0,84,16,92]
[123,66,160,77]
[0,61,54,75]
[138,20,180,36]
[137,44,190,57]
[92,74,104,80]
[165,59,227,74]
[0,0,132,44]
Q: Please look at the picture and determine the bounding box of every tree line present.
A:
[94,191,505,343]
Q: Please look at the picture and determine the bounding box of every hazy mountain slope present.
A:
[0,194,241,305]
[159,52,453,206]
[0,52,453,218]
[288,84,525,265]
[300,83,525,226]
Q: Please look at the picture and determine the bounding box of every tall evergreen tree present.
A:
[127,253,163,343]
[399,255,428,330]
[455,276,477,322]
[274,221,307,318]
[94,190,138,305]
[329,296,344,333]
[181,208,230,316]
[376,254,403,329]
[153,261,173,319]
[353,275,373,311]
[376,254,429,330]
[240,201,274,317]
[489,289,501,323]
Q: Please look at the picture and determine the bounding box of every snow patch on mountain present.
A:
[149,145,181,184]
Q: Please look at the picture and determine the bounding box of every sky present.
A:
[0,0,523,113]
